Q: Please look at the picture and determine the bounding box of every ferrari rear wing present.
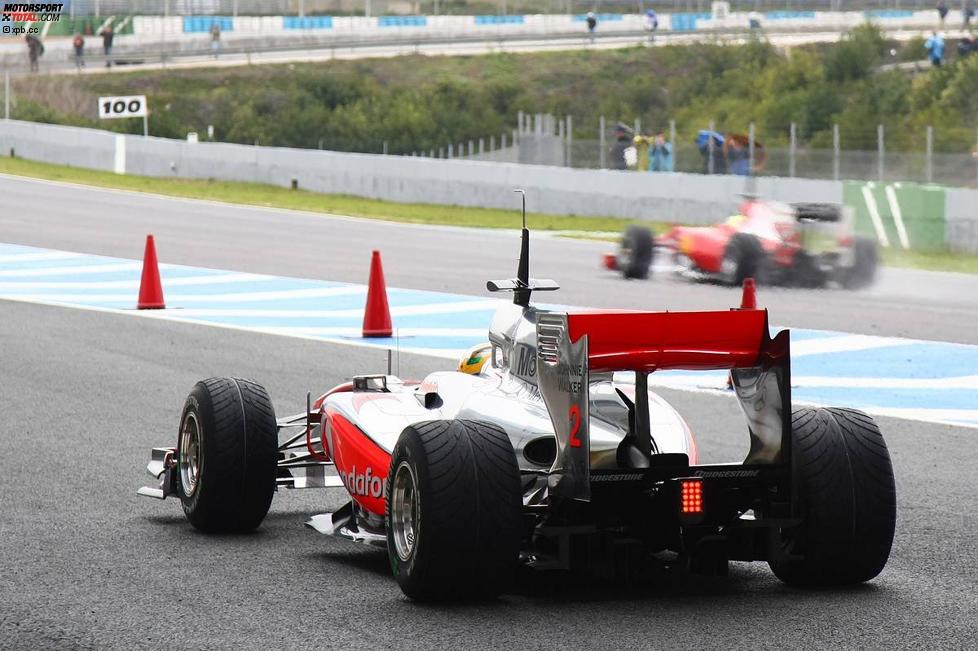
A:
[535,305,791,503]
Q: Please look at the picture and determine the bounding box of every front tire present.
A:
[386,420,523,601]
[619,225,655,280]
[769,407,896,585]
[721,232,767,285]
[177,377,278,533]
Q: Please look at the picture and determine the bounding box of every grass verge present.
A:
[0,156,658,233]
[879,247,978,274]
[0,156,975,274]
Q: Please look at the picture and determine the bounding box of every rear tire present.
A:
[790,250,827,288]
[840,236,878,290]
[769,407,896,585]
[722,232,767,285]
[619,225,655,280]
[792,203,842,223]
[177,377,278,533]
[386,420,523,601]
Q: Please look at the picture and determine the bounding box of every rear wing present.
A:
[535,308,791,502]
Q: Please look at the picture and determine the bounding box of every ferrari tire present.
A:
[386,419,523,601]
[177,377,278,533]
[722,232,767,286]
[792,203,842,222]
[790,251,827,288]
[840,236,879,290]
[619,225,655,280]
[769,407,896,585]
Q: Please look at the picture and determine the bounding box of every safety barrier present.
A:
[0,119,973,253]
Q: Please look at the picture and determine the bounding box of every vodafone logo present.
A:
[338,465,385,499]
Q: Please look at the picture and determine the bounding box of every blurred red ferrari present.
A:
[607,198,878,289]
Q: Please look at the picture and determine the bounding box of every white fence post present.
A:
[877,124,885,183]
[926,125,933,184]
[599,115,606,169]
[833,123,840,181]
[789,122,797,178]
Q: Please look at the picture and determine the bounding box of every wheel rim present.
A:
[391,460,419,562]
[720,253,738,282]
[179,412,202,497]
[618,239,633,269]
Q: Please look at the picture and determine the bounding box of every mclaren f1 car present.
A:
[139,194,896,600]
[607,197,879,289]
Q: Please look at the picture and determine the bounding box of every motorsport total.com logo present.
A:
[1,3,63,35]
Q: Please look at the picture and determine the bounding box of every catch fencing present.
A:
[446,114,978,190]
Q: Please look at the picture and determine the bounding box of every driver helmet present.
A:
[458,343,492,375]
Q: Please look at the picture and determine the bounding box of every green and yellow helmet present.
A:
[458,343,492,375]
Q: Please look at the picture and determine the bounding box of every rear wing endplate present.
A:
[536,309,791,504]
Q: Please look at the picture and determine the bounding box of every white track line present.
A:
[791,334,913,356]
[884,185,911,249]
[0,251,82,263]
[650,374,978,391]
[174,300,501,319]
[0,272,265,290]
[0,294,465,360]
[253,326,488,338]
[0,262,150,278]
[644,376,978,430]
[869,407,978,425]
[862,184,891,248]
[0,286,367,303]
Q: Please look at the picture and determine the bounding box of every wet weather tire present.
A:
[177,377,278,533]
[386,420,523,601]
[619,225,655,280]
[722,232,767,285]
[769,407,896,585]
[840,236,878,290]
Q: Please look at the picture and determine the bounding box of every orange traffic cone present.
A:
[137,234,166,310]
[362,250,392,337]
[740,277,757,310]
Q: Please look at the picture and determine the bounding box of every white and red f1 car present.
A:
[139,195,896,600]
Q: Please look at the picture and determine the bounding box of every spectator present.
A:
[957,34,975,58]
[634,134,650,171]
[937,1,949,29]
[649,133,674,172]
[723,133,767,176]
[925,31,946,66]
[100,24,114,68]
[210,21,222,58]
[644,9,659,43]
[25,34,43,73]
[72,32,85,70]
[966,1,975,29]
[697,129,726,174]
[609,123,633,170]
[586,12,597,43]
[725,137,751,176]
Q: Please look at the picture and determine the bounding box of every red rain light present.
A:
[680,479,704,514]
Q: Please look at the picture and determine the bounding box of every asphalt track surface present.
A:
[2,176,978,648]
[3,174,978,345]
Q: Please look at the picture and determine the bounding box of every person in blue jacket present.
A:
[925,31,946,66]
[649,133,673,172]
